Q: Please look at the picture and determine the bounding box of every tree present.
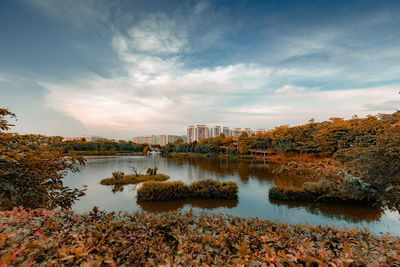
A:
[341,126,400,211]
[0,108,86,209]
[238,131,249,154]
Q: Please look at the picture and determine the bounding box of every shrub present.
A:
[218,182,239,199]
[137,181,188,201]
[188,180,221,199]
[137,179,238,201]
[2,208,400,266]
[269,187,314,202]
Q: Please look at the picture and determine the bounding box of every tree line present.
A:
[63,139,147,154]
[161,111,400,158]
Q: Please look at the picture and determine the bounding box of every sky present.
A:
[1,0,400,139]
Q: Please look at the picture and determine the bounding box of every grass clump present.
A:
[100,172,169,186]
[137,179,238,201]
[268,187,315,202]
[137,181,188,201]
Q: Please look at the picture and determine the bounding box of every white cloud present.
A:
[128,14,187,54]
[37,2,400,137]
[225,85,400,128]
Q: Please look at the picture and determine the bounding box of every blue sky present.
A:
[1,0,399,138]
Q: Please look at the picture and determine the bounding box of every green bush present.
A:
[137,179,238,201]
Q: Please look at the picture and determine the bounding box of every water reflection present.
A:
[138,199,238,213]
[170,156,276,184]
[269,199,384,223]
[64,156,400,235]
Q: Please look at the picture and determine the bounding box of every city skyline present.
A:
[1,0,400,139]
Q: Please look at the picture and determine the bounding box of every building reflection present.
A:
[169,156,277,184]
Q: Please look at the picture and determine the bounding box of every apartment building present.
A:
[255,129,267,134]
[245,128,254,136]
[159,135,181,146]
[134,135,183,145]
[209,126,222,138]
[186,125,267,141]
[222,127,230,137]
[187,125,196,143]
[196,125,209,141]
[232,128,242,137]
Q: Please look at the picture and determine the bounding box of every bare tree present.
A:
[130,163,145,177]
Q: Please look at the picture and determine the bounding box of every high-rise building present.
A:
[223,127,230,137]
[196,125,209,141]
[233,128,242,137]
[158,135,168,146]
[158,135,181,146]
[245,128,254,136]
[187,125,195,143]
[133,136,144,144]
[209,126,221,138]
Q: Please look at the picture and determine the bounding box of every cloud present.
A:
[127,14,187,54]
[0,74,87,136]
[44,5,400,136]
[224,85,400,127]
[6,1,400,138]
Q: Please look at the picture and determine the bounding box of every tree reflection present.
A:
[170,156,277,184]
[269,198,384,223]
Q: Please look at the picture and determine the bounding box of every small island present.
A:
[137,179,238,201]
[100,167,170,186]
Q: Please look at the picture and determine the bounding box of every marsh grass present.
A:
[100,173,170,186]
[137,179,238,201]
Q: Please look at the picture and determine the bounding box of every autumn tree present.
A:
[238,131,249,154]
[0,108,86,209]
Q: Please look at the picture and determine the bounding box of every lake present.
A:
[64,155,400,235]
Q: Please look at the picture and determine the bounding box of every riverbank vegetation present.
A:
[137,179,238,201]
[63,139,146,155]
[269,151,400,210]
[2,207,399,266]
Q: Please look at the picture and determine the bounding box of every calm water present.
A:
[64,155,400,235]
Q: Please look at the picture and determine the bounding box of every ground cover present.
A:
[1,207,399,266]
